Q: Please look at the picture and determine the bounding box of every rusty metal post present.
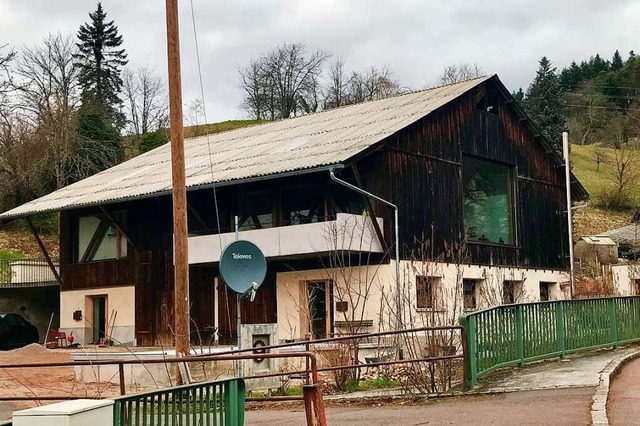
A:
[305,342,311,385]
[303,384,327,426]
[118,363,126,395]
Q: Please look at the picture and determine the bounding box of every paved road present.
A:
[246,388,593,426]
[608,356,640,426]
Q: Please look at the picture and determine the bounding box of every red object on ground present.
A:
[67,333,74,345]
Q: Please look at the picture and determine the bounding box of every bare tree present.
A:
[324,57,348,109]
[12,33,81,189]
[239,59,269,120]
[347,66,403,104]
[0,44,14,101]
[438,63,484,85]
[0,110,44,209]
[122,67,168,154]
[239,43,330,120]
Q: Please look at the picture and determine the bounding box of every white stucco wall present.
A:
[274,260,570,342]
[611,264,640,295]
[60,286,135,346]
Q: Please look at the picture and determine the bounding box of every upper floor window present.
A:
[75,213,127,262]
[463,156,515,244]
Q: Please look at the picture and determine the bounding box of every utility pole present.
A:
[166,0,190,358]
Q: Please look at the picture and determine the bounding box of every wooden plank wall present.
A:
[372,81,569,269]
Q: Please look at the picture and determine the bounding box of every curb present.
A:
[591,349,640,426]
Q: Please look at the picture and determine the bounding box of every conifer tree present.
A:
[73,2,128,174]
[611,50,624,71]
[524,57,566,149]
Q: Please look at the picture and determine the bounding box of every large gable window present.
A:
[463,156,514,245]
[75,213,127,262]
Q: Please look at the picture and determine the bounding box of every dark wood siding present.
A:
[369,80,569,269]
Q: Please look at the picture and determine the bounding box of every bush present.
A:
[595,188,635,211]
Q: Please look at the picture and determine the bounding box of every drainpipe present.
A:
[563,132,575,298]
[329,169,403,330]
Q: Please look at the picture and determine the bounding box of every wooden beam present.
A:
[166,0,190,359]
[352,165,389,255]
[81,219,109,263]
[25,217,61,285]
[186,202,209,231]
[99,206,136,249]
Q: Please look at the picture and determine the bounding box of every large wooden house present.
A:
[0,76,588,346]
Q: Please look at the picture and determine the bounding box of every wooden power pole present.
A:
[165,0,190,358]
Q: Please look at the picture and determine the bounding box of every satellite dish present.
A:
[219,240,267,295]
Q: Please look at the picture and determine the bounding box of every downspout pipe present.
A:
[563,132,575,298]
[329,168,403,329]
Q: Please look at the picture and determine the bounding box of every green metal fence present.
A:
[459,296,640,388]
[113,378,245,426]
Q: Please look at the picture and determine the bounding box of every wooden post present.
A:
[166,0,190,358]
[25,217,61,285]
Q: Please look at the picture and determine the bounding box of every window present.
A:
[635,279,640,296]
[75,213,127,262]
[502,280,523,304]
[539,282,553,301]
[463,156,514,244]
[463,279,477,310]
[416,276,439,309]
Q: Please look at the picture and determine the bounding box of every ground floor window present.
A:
[305,280,334,339]
[502,280,522,304]
[417,276,440,309]
[539,282,553,301]
[463,279,477,310]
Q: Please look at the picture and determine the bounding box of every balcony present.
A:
[188,213,384,265]
[0,259,59,287]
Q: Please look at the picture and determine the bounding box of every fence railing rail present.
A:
[0,258,59,287]
[112,378,245,426]
[460,296,640,387]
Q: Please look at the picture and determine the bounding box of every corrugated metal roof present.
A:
[0,76,491,219]
[598,224,640,247]
[580,236,617,246]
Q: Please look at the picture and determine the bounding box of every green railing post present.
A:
[555,301,565,357]
[608,298,619,348]
[515,305,524,366]
[224,380,238,425]
[461,315,478,388]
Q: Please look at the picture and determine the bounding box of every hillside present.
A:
[571,143,638,240]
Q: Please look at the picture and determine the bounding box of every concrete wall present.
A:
[611,264,640,295]
[189,213,383,264]
[0,286,59,342]
[275,261,570,342]
[60,286,135,346]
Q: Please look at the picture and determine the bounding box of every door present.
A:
[307,281,333,339]
[92,296,106,343]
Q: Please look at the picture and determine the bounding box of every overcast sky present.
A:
[0,0,638,121]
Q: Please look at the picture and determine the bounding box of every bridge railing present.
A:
[459,296,640,388]
[112,377,245,426]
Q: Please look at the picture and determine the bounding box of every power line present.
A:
[189,0,232,341]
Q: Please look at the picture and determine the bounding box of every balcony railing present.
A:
[0,259,59,287]
[188,213,384,264]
